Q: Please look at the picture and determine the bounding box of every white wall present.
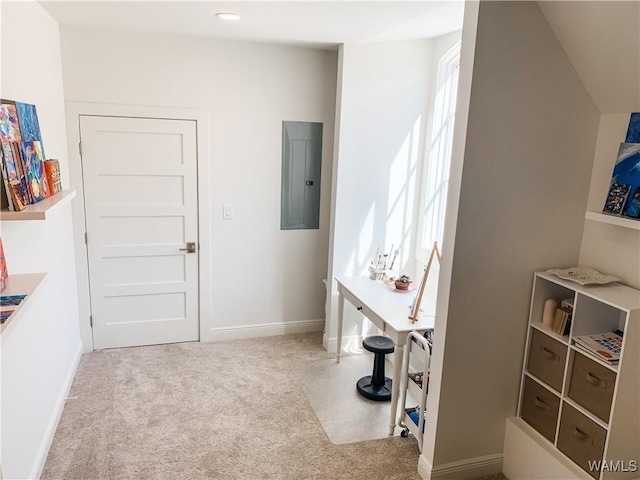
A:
[421,1,600,474]
[579,114,640,289]
[59,27,337,344]
[325,39,433,350]
[0,2,82,478]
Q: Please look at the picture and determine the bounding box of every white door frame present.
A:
[66,102,212,352]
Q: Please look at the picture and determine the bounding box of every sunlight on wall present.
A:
[357,203,375,269]
[387,116,422,274]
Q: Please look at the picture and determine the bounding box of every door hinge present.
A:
[89,315,93,327]
[79,142,82,156]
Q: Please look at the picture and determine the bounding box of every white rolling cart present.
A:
[398,330,432,451]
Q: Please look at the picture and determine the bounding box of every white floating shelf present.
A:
[585,211,640,231]
[0,190,76,221]
[1,272,47,334]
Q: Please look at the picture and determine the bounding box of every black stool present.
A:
[356,335,394,401]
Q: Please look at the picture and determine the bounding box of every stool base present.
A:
[356,375,392,401]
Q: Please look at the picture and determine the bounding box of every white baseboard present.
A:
[418,452,503,480]
[30,340,83,480]
[207,319,324,342]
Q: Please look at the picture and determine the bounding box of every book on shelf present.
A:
[0,309,14,324]
[551,305,572,335]
[573,330,623,364]
[561,297,574,310]
[0,294,26,307]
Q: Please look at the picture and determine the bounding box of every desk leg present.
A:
[389,344,403,435]
[337,293,344,363]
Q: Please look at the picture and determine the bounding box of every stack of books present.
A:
[573,331,623,364]
[551,298,574,335]
[0,293,26,324]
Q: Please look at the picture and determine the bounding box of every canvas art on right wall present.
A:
[602,114,640,219]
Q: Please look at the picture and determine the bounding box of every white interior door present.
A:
[79,115,199,349]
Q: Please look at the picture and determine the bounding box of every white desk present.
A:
[336,277,435,435]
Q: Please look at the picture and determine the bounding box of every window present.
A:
[416,43,460,263]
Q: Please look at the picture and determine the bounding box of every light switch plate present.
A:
[223,204,233,220]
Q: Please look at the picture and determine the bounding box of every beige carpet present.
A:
[42,332,507,480]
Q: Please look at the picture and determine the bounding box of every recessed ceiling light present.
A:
[216,12,241,21]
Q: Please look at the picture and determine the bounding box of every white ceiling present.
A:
[40,1,466,49]
[40,1,640,113]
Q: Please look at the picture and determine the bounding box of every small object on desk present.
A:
[395,275,412,290]
[369,244,399,280]
[385,282,415,293]
[368,265,387,280]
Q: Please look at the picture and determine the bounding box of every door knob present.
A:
[179,242,197,253]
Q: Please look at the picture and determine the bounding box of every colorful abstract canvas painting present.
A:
[625,186,640,219]
[604,143,640,218]
[0,104,22,143]
[1,142,20,182]
[603,183,631,215]
[625,112,640,143]
[0,236,7,292]
[19,140,50,202]
[15,102,43,148]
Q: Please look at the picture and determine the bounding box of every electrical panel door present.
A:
[281,121,323,230]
